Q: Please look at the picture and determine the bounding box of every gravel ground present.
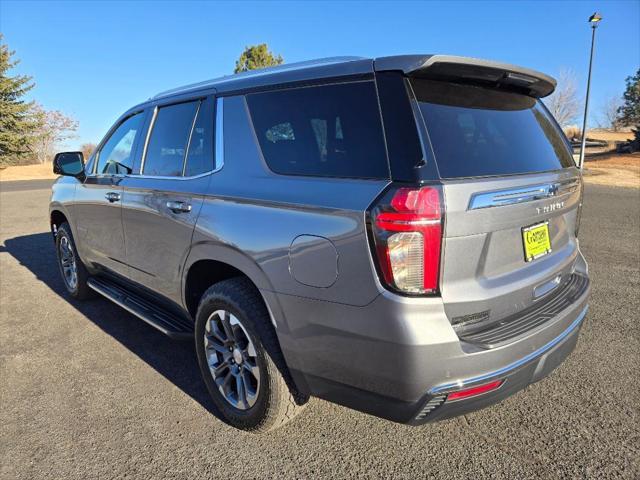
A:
[1,181,638,479]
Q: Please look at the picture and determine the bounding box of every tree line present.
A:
[544,67,639,133]
[3,35,637,168]
[0,41,283,168]
[0,35,83,167]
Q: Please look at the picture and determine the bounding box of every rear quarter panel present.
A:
[188,95,388,307]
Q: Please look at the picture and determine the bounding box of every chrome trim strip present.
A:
[214,97,224,171]
[429,305,588,395]
[181,100,202,176]
[468,179,579,210]
[139,106,158,175]
[105,97,222,181]
[129,171,215,181]
[85,171,216,182]
[88,96,223,182]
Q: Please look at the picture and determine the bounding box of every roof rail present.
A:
[152,56,366,100]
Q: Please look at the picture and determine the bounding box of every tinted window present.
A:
[84,154,96,176]
[184,98,214,177]
[412,80,575,178]
[376,72,425,182]
[143,101,199,177]
[96,113,143,175]
[246,82,389,179]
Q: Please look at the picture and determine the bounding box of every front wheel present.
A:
[194,278,307,432]
[55,222,93,300]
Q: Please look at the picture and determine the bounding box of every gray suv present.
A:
[50,55,590,432]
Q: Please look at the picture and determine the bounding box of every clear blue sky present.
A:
[1,0,638,147]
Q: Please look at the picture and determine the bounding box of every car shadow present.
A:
[2,231,223,420]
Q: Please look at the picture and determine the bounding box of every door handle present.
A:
[166,200,192,213]
[105,192,121,203]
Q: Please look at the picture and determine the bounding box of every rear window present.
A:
[246,81,389,179]
[412,80,575,178]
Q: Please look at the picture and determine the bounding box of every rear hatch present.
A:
[408,74,584,338]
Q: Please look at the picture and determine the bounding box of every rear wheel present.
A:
[55,222,93,300]
[194,277,307,432]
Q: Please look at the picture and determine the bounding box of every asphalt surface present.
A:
[0,178,55,192]
[1,180,638,479]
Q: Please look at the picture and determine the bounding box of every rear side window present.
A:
[184,98,214,177]
[143,101,199,177]
[412,80,575,178]
[246,81,389,179]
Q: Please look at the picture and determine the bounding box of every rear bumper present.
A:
[411,306,585,424]
[267,260,590,425]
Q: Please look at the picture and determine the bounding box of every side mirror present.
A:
[53,152,85,179]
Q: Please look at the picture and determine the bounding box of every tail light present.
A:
[369,185,444,295]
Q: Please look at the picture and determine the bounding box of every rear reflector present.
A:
[446,380,504,401]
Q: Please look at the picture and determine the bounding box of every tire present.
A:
[194,277,307,432]
[55,222,93,300]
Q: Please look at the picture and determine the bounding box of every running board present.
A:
[87,277,193,341]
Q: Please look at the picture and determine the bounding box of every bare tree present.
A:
[598,95,622,131]
[80,142,97,160]
[544,68,581,128]
[29,104,78,163]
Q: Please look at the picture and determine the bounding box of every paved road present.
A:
[0,178,55,192]
[1,182,638,479]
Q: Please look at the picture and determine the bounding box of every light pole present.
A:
[578,12,602,169]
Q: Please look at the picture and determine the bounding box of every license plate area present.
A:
[522,221,551,262]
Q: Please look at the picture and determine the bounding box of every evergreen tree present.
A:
[234,44,283,74]
[0,35,39,166]
[617,68,640,149]
[617,68,640,127]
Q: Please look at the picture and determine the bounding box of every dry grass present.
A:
[583,152,639,189]
[0,163,57,181]
[586,130,635,142]
[1,143,637,190]
[564,126,582,139]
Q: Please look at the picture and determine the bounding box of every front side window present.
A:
[246,81,389,179]
[143,101,199,177]
[96,113,143,175]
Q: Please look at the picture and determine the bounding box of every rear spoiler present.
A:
[374,55,556,98]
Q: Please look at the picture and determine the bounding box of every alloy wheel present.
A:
[203,309,261,410]
[59,235,78,291]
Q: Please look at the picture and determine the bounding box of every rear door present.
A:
[74,112,145,277]
[120,96,216,305]
[410,79,582,327]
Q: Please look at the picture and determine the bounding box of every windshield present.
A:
[411,79,575,178]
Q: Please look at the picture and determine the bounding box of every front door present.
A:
[74,112,145,278]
